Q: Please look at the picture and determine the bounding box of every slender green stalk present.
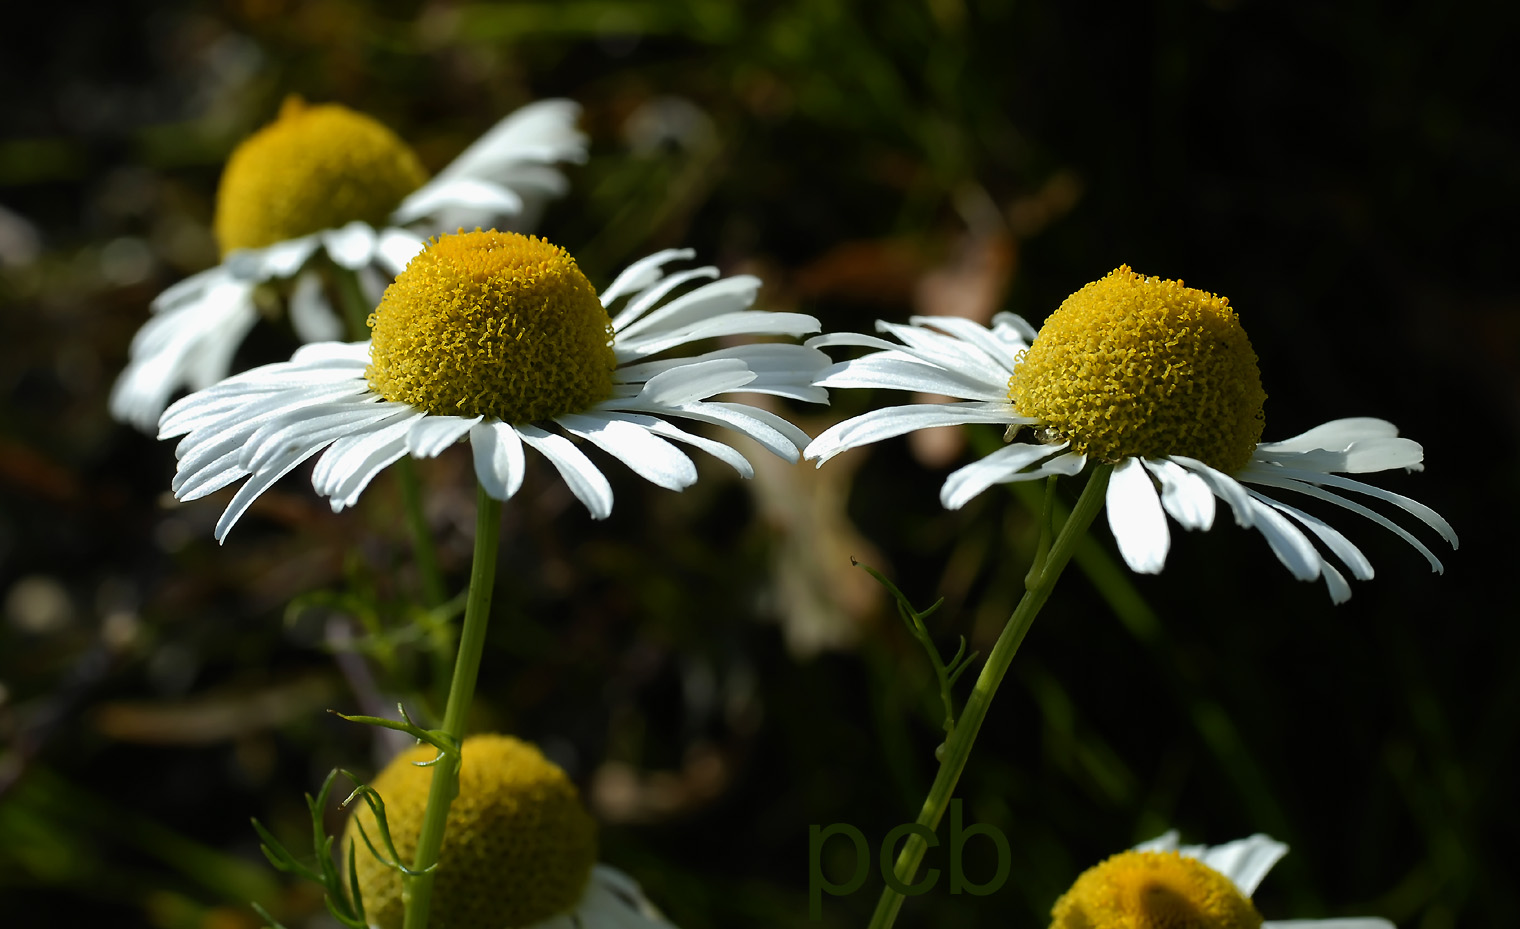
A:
[865,465,1112,929]
[400,485,503,929]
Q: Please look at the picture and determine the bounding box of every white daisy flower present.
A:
[159,230,826,540]
[111,96,588,431]
[1052,830,1394,929]
[346,734,678,929]
[804,266,1457,603]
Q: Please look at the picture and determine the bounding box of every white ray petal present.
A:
[1168,456,1257,529]
[599,249,696,306]
[1239,472,1447,574]
[1143,458,1216,531]
[326,434,412,511]
[288,268,344,342]
[1107,456,1170,574]
[151,265,226,313]
[616,343,829,403]
[811,353,1008,400]
[635,416,754,478]
[1249,490,1374,581]
[407,414,483,458]
[906,314,1029,371]
[1196,834,1288,896]
[1240,465,1457,548]
[1255,418,1399,454]
[311,412,425,501]
[617,275,759,341]
[1263,920,1396,929]
[320,222,379,269]
[634,358,756,406]
[212,445,324,542]
[470,421,526,501]
[805,402,1027,465]
[431,99,587,182]
[392,178,525,225]
[940,441,1071,510]
[609,266,718,332]
[875,320,1013,386]
[1243,495,1323,582]
[227,235,321,281]
[1134,831,1180,853]
[991,311,1039,342]
[619,400,798,462]
[615,311,819,361]
[375,227,426,275]
[517,425,614,519]
[556,412,698,491]
[1253,436,1425,474]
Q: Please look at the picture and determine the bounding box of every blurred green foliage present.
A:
[1,1,1516,928]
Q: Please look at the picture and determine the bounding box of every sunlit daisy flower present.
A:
[111,96,588,431]
[159,230,825,540]
[804,266,1457,602]
[347,733,677,929]
[1051,830,1394,929]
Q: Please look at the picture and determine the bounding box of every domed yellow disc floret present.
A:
[1050,849,1264,929]
[365,230,617,423]
[1009,266,1267,473]
[213,96,428,255]
[346,733,599,929]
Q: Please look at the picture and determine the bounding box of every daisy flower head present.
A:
[159,230,826,540]
[804,266,1457,602]
[110,95,588,431]
[347,733,676,929]
[1051,831,1394,929]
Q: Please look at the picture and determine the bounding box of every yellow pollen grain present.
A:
[213,96,428,256]
[1009,265,1267,473]
[365,230,617,423]
[346,733,599,929]
[1050,849,1264,929]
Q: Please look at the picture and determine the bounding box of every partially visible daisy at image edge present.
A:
[1051,830,1395,929]
[159,229,827,540]
[803,266,1457,602]
[111,95,588,431]
[346,734,678,929]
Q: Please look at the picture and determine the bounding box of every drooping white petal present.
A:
[1143,458,1216,531]
[1254,437,1425,474]
[392,178,525,226]
[600,249,696,306]
[374,227,427,276]
[242,401,409,473]
[617,399,801,463]
[634,416,754,478]
[226,235,321,282]
[212,445,324,542]
[406,414,483,458]
[939,441,1071,510]
[556,412,698,491]
[517,425,614,518]
[311,411,426,504]
[431,99,587,184]
[1240,473,1447,574]
[1249,490,1374,581]
[1169,456,1257,529]
[320,221,380,270]
[1240,465,1458,549]
[616,343,829,403]
[875,320,1015,388]
[470,421,526,501]
[325,432,413,511]
[288,269,345,342]
[150,265,226,313]
[805,401,1028,465]
[1106,457,1170,574]
[615,310,820,362]
[990,311,1039,343]
[1194,833,1289,896]
[1243,495,1323,582]
[906,314,1028,371]
[536,865,674,929]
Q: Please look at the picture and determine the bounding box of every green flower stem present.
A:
[401,484,503,929]
[865,464,1113,929]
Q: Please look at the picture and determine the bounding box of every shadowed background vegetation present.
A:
[1,1,1515,927]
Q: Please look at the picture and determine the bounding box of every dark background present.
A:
[1,1,1514,927]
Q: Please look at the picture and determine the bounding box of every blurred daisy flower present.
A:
[1052,831,1393,929]
[111,96,587,430]
[805,266,1456,602]
[160,230,825,540]
[347,733,676,929]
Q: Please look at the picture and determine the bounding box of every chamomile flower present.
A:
[1051,831,1394,929]
[805,266,1457,602]
[160,230,825,540]
[111,96,588,431]
[347,734,676,929]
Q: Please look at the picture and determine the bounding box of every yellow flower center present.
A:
[346,734,599,929]
[1050,849,1264,929]
[213,96,428,255]
[1009,266,1267,473]
[365,230,617,422]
